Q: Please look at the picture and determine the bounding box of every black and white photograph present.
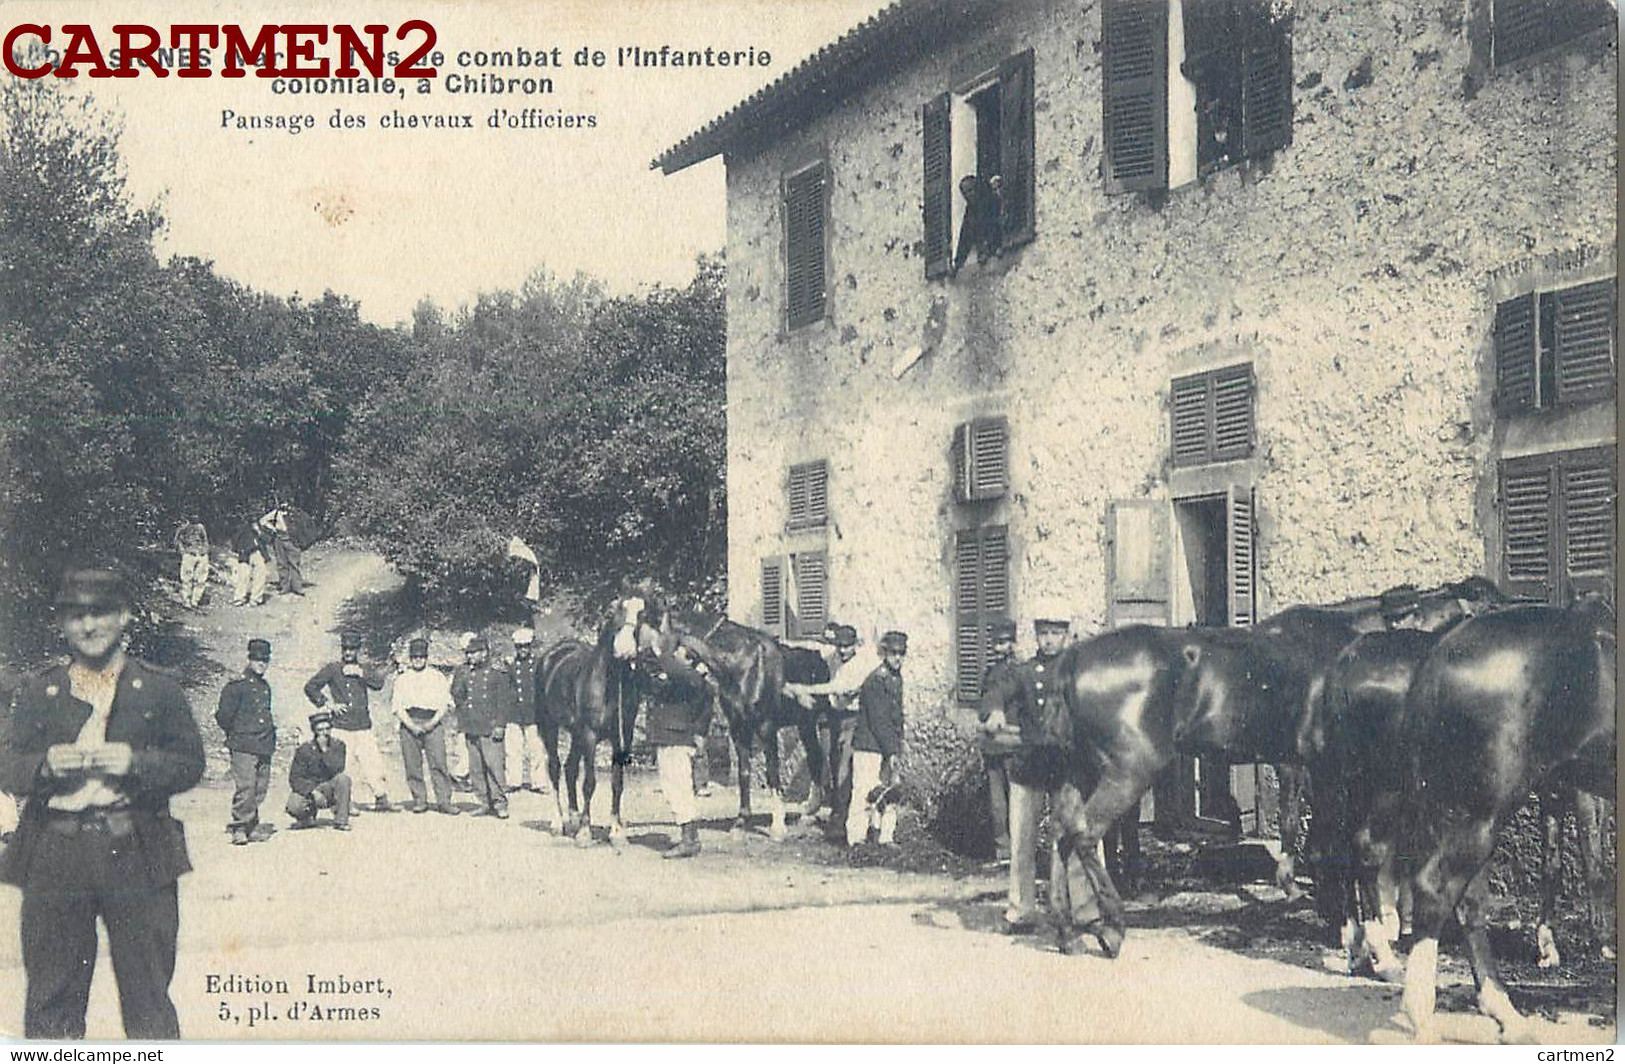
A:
[0,0,1616,1046]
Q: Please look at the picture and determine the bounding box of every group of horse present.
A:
[530,579,1615,1043]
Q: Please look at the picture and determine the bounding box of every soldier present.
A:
[784,624,878,824]
[304,631,394,812]
[171,518,210,609]
[392,637,458,815]
[0,565,205,1039]
[646,642,715,859]
[975,620,1020,862]
[451,633,511,818]
[286,712,352,830]
[504,628,546,793]
[981,606,1074,933]
[230,519,270,607]
[846,630,907,848]
[215,638,276,846]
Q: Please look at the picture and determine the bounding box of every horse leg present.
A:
[731,734,753,835]
[764,726,787,842]
[542,723,566,834]
[576,742,598,847]
[1575,790,1615,960]
[563,741,582,837]
[797,718,827,820]
[1458,865,1535,1043]
[1403,818,1496,1042]
[1049,770,1146,959]
[608,756,628,847]
[1275,763,1308,899]
[1536,788,1563,969]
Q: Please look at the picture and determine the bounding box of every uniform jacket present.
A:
[975,656,1018,755]
[852,664,904,757]
[451,663,512,736]
[231,524,265,562]
[980,652,1070,749]
[0,659,205,888]
[644,647,714,747]
[304,661,386,731]
[289,738,348,795]
[508,655,541,727]
[215,670,276,756]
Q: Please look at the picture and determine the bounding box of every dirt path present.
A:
[0,546,1612,1043]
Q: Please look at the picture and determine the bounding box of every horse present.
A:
[1396,598,1615,1042]
[1042,579,1501,957]
[634,598,823,840]
[535,594,647,845]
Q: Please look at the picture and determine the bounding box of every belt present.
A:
[44,808,138,837]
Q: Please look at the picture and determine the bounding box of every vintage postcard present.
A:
[0,0,1616,1047]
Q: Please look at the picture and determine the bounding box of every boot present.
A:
[663,822,701,859]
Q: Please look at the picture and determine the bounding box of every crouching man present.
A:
[286,712,352,831]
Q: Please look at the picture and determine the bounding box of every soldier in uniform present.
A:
[171,518,210,609]
[980,606,1073,933]
[0,565,205,1039]
[286,712,352,830]
[503,628,546,793]
[845,630,907,848]
[215,638,276,845]
[304,631,393,812]
[975,620,1019,862]
[451,633,511,818]
[644,642,714,859]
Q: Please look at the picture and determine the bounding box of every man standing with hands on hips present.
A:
[304,631,394,813]
[0,564,205,1039]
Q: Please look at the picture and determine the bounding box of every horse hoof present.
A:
[768,823,788,843]
[1373,962,1405,985]
[1092,923,1124,960]
[609,824,628,848]
[574,826,595,848]
[729,819,748,837]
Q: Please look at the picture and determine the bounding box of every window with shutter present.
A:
[954,525,1010,704]
[997,49,1036,249]
[790,550,829,638]
[783,163,827,329]
[952,416,1009,502]
[760,556,786,637]
[787,460,828,530]
[1500,447,1616,603]
[1170,364,1254,467]
[922,94,953,279]
[1490,0,1614,69]
[1105,0,1290,193]
[1494,279,1616,412]
[1107,500,1171,627]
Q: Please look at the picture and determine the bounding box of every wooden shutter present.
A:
[1103,0,1169,193]
[1227,486,1255,626]
[1501,457,1556,599]
[1494,292,1539,411]
[1171,373,1212,467]
[787,460,828,530]
[1552,278,1616,404]
[1107,500,1170,626]
[791,550,829,637]
[955,525,1010,703]
[923,93,953,280]
[1211,364,1255,461]
[761,556,787,636]
[1492,0,1613,68]
[953,417,1009,502]
[998,49,1037,249]
[1239,1,1292,159]
[784,164,827,329]
[1561,451,1615,597]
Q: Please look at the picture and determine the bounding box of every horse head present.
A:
[603,590,659,662]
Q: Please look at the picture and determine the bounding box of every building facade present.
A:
[658,0,1617,734]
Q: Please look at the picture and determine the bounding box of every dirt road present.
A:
[0,546,1612,1043]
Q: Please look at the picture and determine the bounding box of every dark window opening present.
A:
[1491,0,1615,69]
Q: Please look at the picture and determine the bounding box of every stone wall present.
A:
[721,0,1617,720]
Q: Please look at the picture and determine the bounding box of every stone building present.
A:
[655,0,1616,811]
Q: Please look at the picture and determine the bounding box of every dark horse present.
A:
[1396,598,1615,1042]
[536,595,646,845]
[636,600,823,839]
[1043,580,1501,957]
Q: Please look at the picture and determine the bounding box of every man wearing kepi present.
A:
[0,565,205,1039]
[286,712,351,830]
[451,633,511,818]
[975,619,1020,863]
[504,628,546,793]
[981,605,1073,934]
[645,642,714,859]
[304,631,393,812]
[392,638,457,815]
[216,638,276,846]
[846,630,907,848]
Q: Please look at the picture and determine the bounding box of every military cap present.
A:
[879,630,909,653]
[458,631,477,650]
[247,638,272,661]
[55,566,129,610]
[832,625,859,649]
[988,619,1018,641]
[1032,600,1072,631]
[512,627,535,646]
[817,621,841,644]
[408,637,430,658]
[308,711,334,728]
[1379,584,1421,621]
[340,631,363,650]
[466,633,489,652]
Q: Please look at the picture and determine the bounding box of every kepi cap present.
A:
[466,633,489,652]
[247,638,272,661]
[308,711,334,728]
[987,619,1018,641]
[832,625,859,649]
[879,630,908,653]
[55,567,129,611]
[408,638,429,658]
[340,631,363,650]
[512,628,535,646]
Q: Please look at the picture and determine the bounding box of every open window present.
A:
[761,549,831,638]
[923,49,1035,279]
[1103,0,1291,194]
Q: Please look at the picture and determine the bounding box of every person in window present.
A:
[951,173,1003,275]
